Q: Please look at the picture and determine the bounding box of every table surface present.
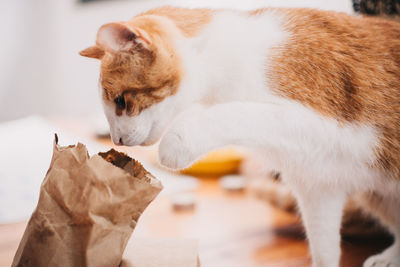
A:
[0,119,392,267]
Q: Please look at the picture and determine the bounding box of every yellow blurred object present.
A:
[181,147,244,176]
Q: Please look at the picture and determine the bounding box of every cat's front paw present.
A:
[363,252,400,267]
[158,131,197,170]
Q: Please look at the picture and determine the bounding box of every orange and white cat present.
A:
[80,7,400,267]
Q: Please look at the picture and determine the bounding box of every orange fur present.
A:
[84,7,215,116]
[139,6,215,38]
[99,16,183,116]
[79,45,104,59]
[267,8,400,177]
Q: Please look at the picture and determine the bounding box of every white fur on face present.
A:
[102,102,151,146]
[101,89,186,146]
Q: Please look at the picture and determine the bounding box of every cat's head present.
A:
[80,16,184,146]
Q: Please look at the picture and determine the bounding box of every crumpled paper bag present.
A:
[12,135,163,267]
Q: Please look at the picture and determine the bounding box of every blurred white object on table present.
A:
[219,174,246,192]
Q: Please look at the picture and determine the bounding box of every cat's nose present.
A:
[112,135,124,146]
[110,131,124,146]
[116,137,124,146]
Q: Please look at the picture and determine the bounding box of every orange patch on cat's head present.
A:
[80,15,182,116]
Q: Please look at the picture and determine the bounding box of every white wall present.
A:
[0,0,352,122]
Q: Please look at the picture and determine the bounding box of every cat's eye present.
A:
[114,95,126,110]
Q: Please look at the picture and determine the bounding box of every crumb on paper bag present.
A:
[99,148,151,183]
[12,134,162,267]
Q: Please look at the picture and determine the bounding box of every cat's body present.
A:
[80,7,400,267]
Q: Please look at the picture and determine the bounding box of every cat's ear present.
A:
[96,22,151,52]
[79,45,105,59]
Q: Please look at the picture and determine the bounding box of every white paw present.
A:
[158,131,197,170]
[363,253,400,267]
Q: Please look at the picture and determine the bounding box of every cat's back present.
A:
[279,8,400,38]
[137,6,215,38]
[279,7,400,66]
[268,8,400,177]
[269,8,400,111]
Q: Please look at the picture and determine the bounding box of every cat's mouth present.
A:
[111,130,147,147]
[115,122,161,147]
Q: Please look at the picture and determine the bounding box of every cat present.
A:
[80,6,400,267]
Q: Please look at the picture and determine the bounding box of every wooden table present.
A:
[0,119,392,267]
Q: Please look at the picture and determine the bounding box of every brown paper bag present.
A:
[12,135,163,267]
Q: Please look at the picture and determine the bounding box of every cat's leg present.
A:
[363,193,400,267]
[158,101,292,169]
[290,185,346,267]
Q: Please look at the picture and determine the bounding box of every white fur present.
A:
[100,10,400,267]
